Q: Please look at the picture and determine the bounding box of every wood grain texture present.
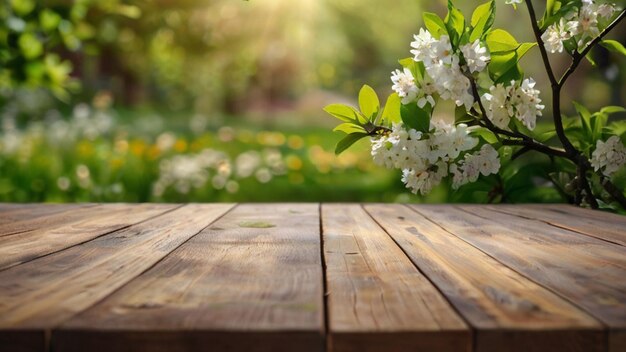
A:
[0,204,99,237]
[366,204,603,352]
[487,204,626,246]
[53,203,325,352]
[0,204,233,352]
[322,204,469,352]
[0,203,176,270]
[412,205,626,351]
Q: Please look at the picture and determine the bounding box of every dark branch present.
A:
[560,9,626,86]
[524,0,558,86]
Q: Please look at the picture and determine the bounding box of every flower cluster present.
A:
[390,68,435,107]
[542,0,618,53]
[590,136,626,177]
[371,121,499,194]
[450,144,501,189]
[482,78,544,130]
[403,29,490,110]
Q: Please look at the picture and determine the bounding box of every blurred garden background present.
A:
[1,0,625,203]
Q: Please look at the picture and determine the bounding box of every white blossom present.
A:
[410,33,474,110]
[410,28,436,64]
[450,144,500,189]
[511,78,544,130]
[541,18,579,53]
[482,79,544,131]
[541,1,619,53]
[391,68,419,104]
[461,40,490,73]
[371,121,484,195]
[402,161,447,195]
[390,68,436,108]
[591,136,626,176]
[597,3,617,18]
[482,83,514,130]
[576,2,601,47]
[505,0,522,5]
[371,123,426,170]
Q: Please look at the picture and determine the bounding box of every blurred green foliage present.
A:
[0,0,624,204]
[0,0,141,100]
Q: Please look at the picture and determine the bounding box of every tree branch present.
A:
[560,9,626,86]
[501,139,570,159]
[524,0,581,155]
[524,0,558,86]
[465,75,571,159]
[578,162,599,209]
[600,175,626,209]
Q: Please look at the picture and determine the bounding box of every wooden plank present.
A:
[0,203,177,270]
[53,203,325,352]
[0,204,99,237]
[0,204,90,223]
[412,205,626,352]
[0,204,234,352]
[322,204,469,352]
[365,204,603,352]
[487,204,626,246]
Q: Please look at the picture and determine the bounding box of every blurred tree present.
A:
[0,0,140,102]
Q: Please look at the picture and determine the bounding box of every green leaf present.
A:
[335,133,368,155]
[40,9,62,32]
[540,1,580,30]
[398,58,425,81]
[401,103,431,133]
[381,93,402,125]
[423,12,447,38]
[591,112,608,142]
[445,0,465,46]
[11,0,36,16]
[323,104,362,123]
[470,1,495,42]
[18,33,43,60]
[485,29,519,52]
[489,42,536,83]
[333,123,366,134]
[455,105,475,124]
[600,40,626,57]
[585,53,597,66]
[470,127,499,144]
[358,85,380,121]
[573,101,592,139]
[600,106,626,115]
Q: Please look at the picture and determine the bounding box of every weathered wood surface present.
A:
[322,204,469,352]
[0,203,176,270]
[0,204,233,352]
[411,205,626,352]
[367,204,603,352]
[0,204,97,235]
[0,203,623,352]
[55,204,325,352]
[487,204,626,246]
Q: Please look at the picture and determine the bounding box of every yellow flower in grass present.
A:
[77,141,94,157]
[174,139,188,153]
[109,158,124,169]
[148,145,161,160]
[285,155,303,171]
[287,135,304,150]
[130,140,146,157]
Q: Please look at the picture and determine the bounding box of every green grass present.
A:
[0,106,419,203]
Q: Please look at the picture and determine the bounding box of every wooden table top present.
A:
[0,203,624,352]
